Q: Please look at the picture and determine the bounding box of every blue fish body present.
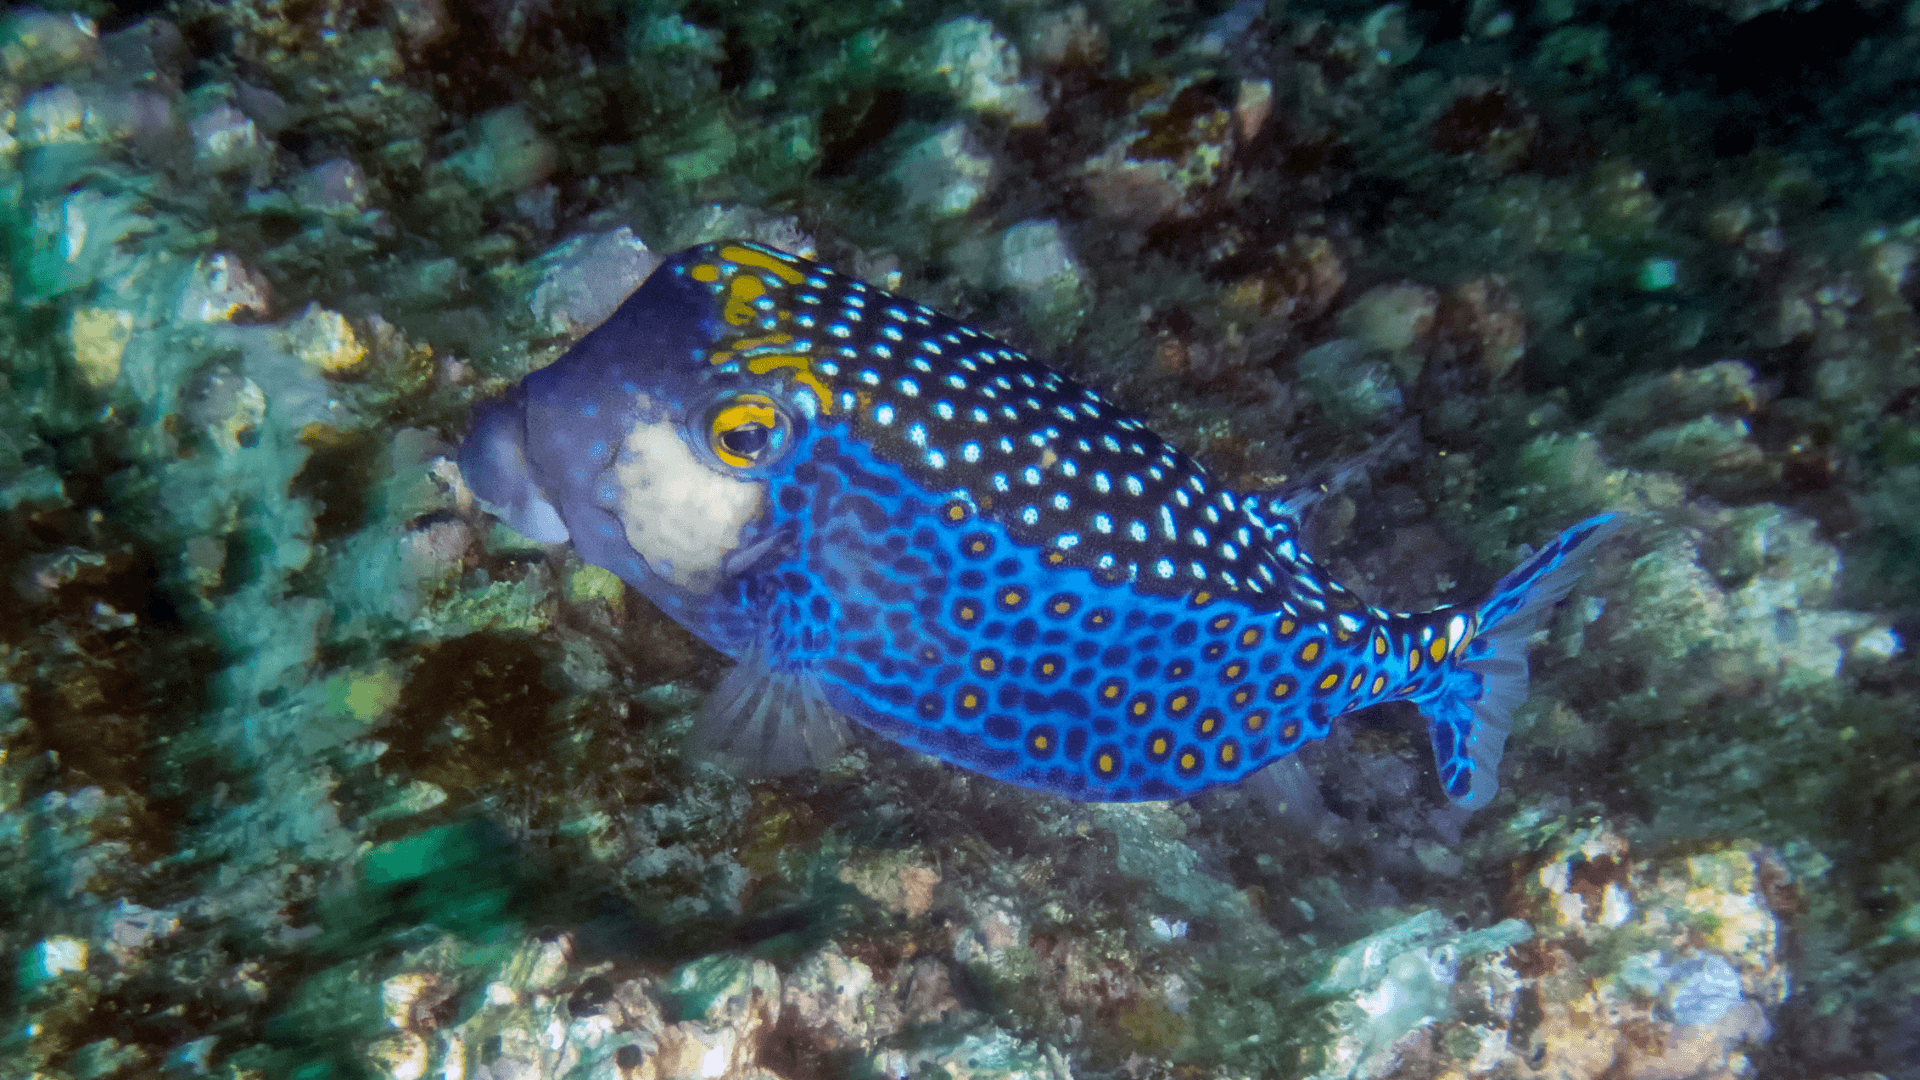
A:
[460,240,1617,806]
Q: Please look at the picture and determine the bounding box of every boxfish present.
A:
[460,240,1617,806]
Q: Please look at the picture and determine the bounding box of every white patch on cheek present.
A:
[613,416,764,590]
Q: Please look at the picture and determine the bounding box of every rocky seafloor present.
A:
[2,0,1918,1077]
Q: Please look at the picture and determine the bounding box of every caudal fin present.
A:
[1423,513,1622,809]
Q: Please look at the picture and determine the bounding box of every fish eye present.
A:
[706,393,792,469]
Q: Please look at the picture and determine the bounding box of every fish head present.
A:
[458,242,834,639]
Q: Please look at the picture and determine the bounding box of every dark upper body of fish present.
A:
[460,240,1617,806]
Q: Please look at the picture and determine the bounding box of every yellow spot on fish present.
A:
[1300,640,1322,663]
[1318,672,1340,691]
[1371,675,1386,694]
[690,262,721,283]
[1348,670,1364,691]
[1151,736,1169,755]
[1407,649,1422,674]
[1373,632,1387,656]
[723,274,765,326]
[1429,636,1447,663]
[720,244,806,284]
[744,353,834,414]
[1097,753,1116,775]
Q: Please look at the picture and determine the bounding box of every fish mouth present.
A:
[458,399,571,543]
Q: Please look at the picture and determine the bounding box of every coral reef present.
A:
[2,0,1917,1078]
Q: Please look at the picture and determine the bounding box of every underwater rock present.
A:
[1079,79,1234,224]
[0,7,97,83]
[1501,826,1789,1080]
[443,106,557,199]
[928,17,1046,127]
[997,220,1089,344]
[1296,339,1404,424]
[527,228,662,338]
[894,121,998,219]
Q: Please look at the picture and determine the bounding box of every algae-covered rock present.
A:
[4,0,1919,1076]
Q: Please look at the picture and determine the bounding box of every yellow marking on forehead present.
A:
[1373,632,1387,656]
[744,353,834,414]
[1428,636,1447,663]
[690,262,721,283]
[730,332,796,352]
[723,274,766,326]
[721,245,807,284]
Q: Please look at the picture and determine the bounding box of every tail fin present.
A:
[1423,514,1622,809]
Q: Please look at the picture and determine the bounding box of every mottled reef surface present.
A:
[2,0,1918,1078]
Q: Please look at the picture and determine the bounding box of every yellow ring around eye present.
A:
[709,395,780,468]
